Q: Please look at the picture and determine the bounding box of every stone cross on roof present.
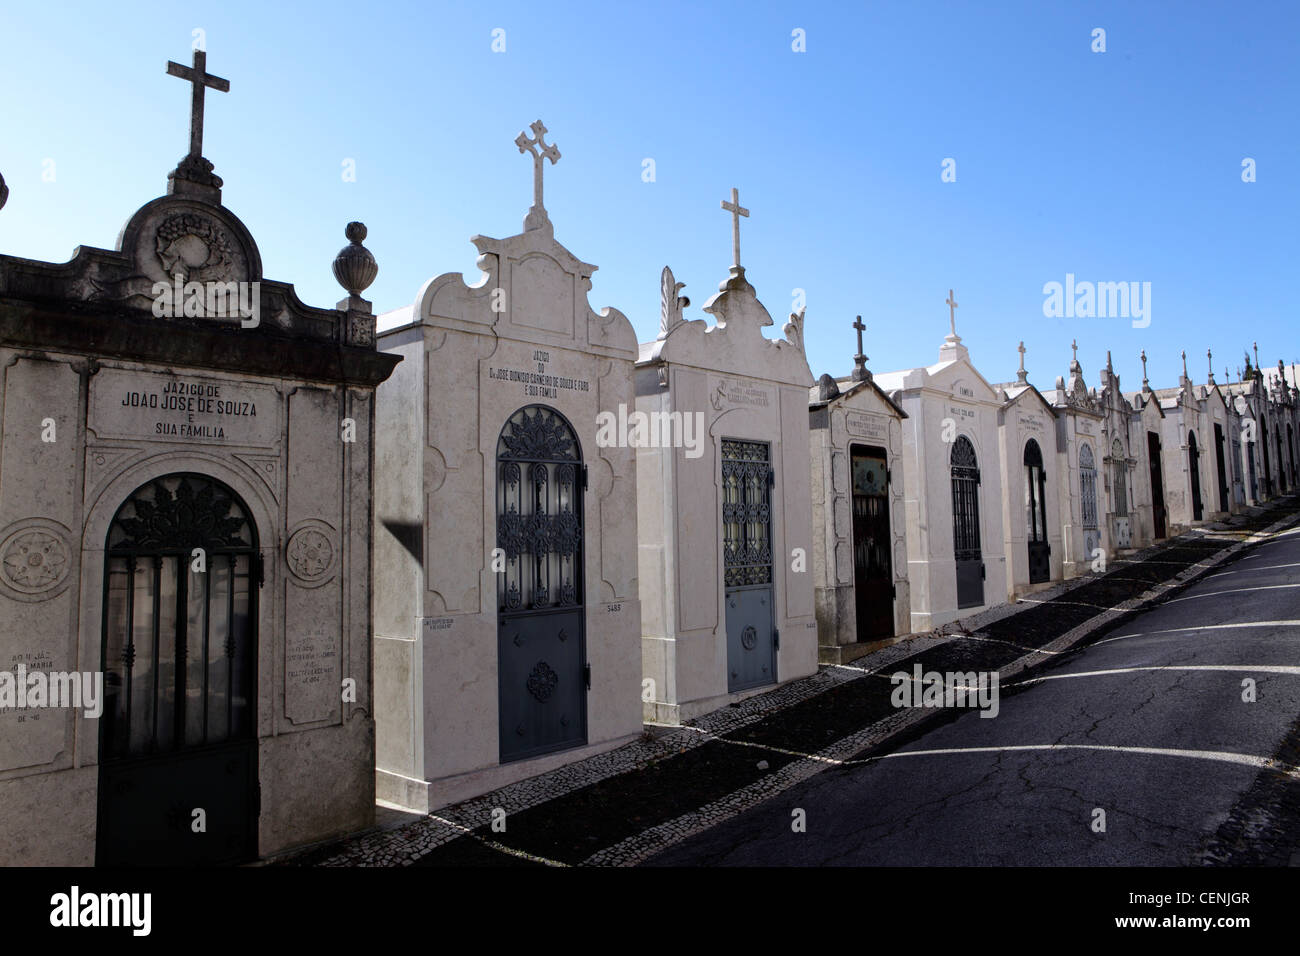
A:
[516,120,560,231]
[1071,339,1079,364]
[852,315,869,382]
[166,49,229,161]
[945,289,958,336]
[720,187,749,270]
[1016,340,1027,384]
[1140,349,1150,392]
[1207,348,1215,383]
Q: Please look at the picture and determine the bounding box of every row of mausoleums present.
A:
[3,54,1298,863]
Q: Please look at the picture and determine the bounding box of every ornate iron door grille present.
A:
[495,405,587,762]
[951,436,984,608]
[721,439,773,588]
[1109,439,1128,516]
[97,473,258,866]
[722,439,777,692]
[1024,439,1051,584]
[1148,431,1167,539]
[1079,443,1098,530]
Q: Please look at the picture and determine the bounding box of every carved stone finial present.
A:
[1181,349,1188,381]
[1207,348,1215,383]
[333,222,378,299]
[1140,349,1150,393]
[816,373,840,402]
[1016,340,1027,384]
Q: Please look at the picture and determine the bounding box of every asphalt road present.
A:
[647,524,1300,865]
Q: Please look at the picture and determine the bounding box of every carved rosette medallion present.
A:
[527,661,559,702]
[285,523,335,584]
[0,523,71,598]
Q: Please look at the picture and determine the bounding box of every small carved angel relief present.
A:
[659,265,689,338]
[783,306,805,351]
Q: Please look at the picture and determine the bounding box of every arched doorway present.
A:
[97,473,259,866]
[1289,425,1296,494]
[951,436,983,608]
[1109,439,1131,547]
[1079,443,1098,555]
[1188,430,1204,521]
[1261,421,1272,496]
[1025,439,1050,584]
[495,405,587,763]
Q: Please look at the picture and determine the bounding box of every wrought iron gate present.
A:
[722,439,776,692]
[951,436,984,609]
[850,444,893,641]
[1025,439,1050,584]
[97,473,259,866]
[495,405,587,763]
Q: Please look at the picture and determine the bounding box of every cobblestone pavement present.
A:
[277,498,1300,867]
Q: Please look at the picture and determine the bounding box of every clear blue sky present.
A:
[2,0,1296,392]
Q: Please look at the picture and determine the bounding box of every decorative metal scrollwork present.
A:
[722,440,773,588]
[526,661,559,702]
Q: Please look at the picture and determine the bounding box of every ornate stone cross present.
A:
[945,289,958,336]
[1140,349,1149,390]
[852,315,868,381]
[516,120,560,230]
[1017,340,1027,383]
[1071,338,1079,364]
[720,187,749,269]
[166,49,229,160]
[1207,348,1215,382]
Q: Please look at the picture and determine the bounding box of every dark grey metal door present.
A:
[951,436,984,608]
[1214,424,1229,512]
[97,474,259,866]
[496,405,586,763]
[1189,431,1204,521]
[722,439,776,692]
[1025,439,1050,584]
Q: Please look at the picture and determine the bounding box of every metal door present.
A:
[1214,424,1229,512]
[722,439,776,692]
[850,444,894,640]
[1148,431,1167,539]
[97,474,259,866]
[495,405,586,763]
[1189,431,1204,521]
[1025,439,1051,584]
[951,436,984,608]
[1079,443,1099,559]
[1111,439,1131,548]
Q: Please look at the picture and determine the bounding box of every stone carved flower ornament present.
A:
[285,522,336,585]
[0,521,72,599]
